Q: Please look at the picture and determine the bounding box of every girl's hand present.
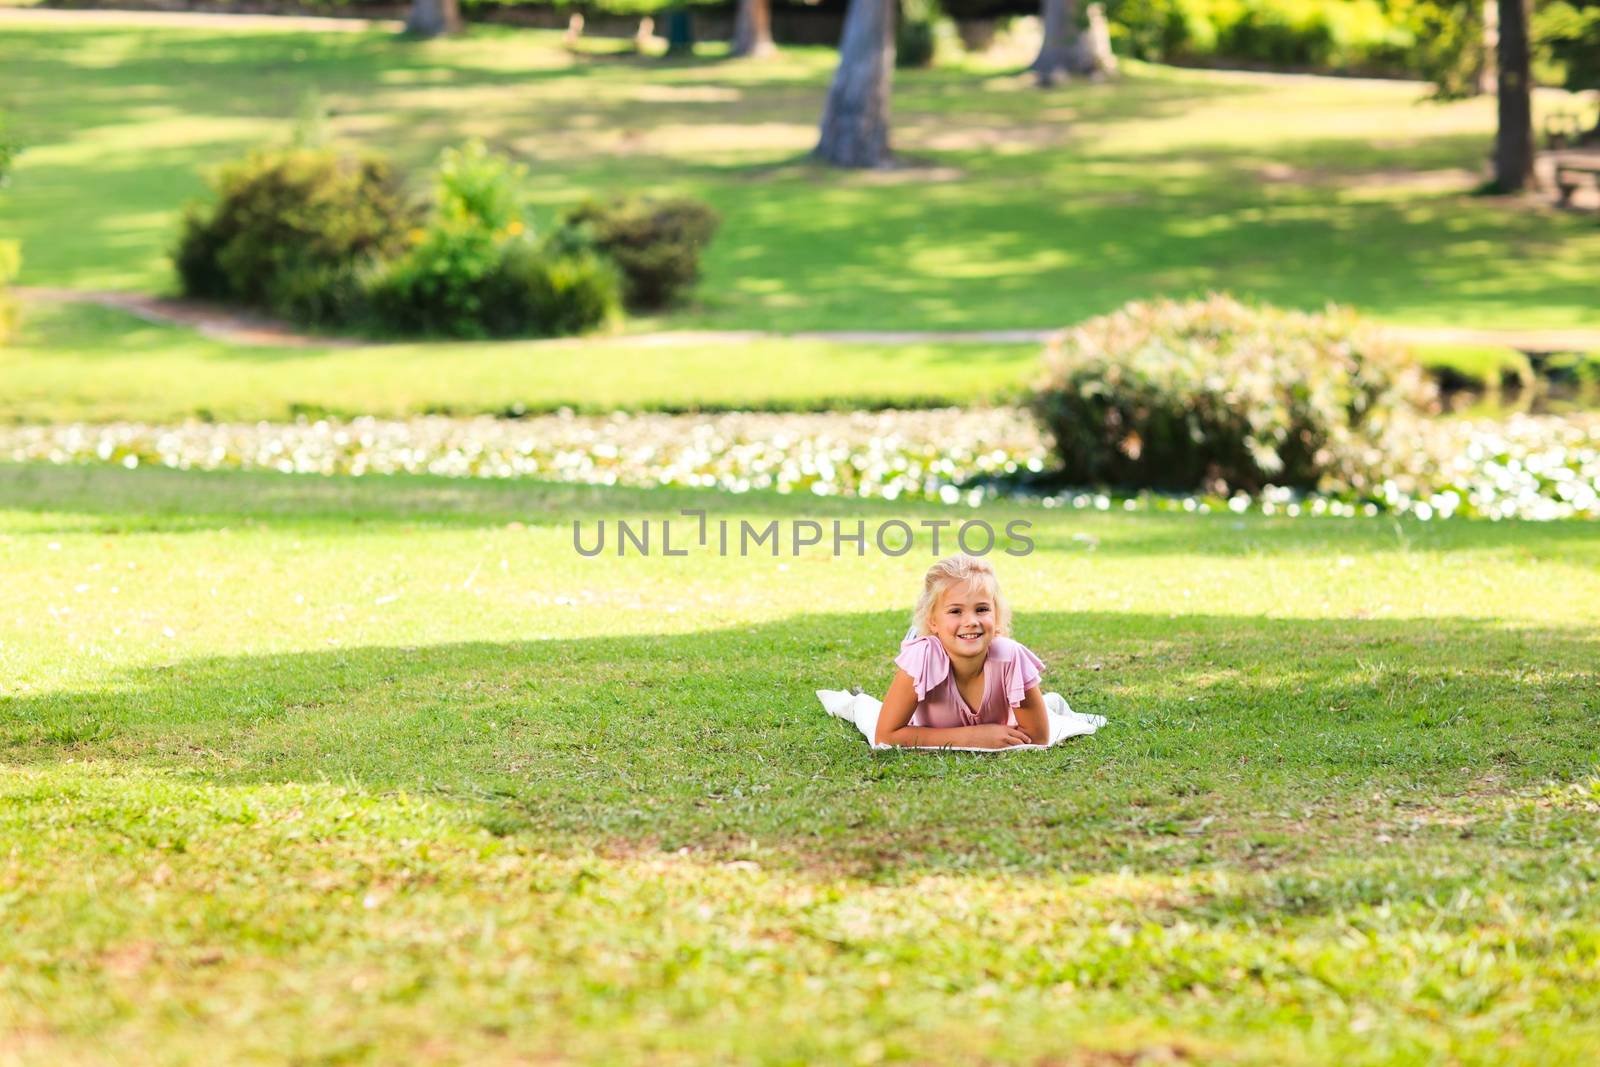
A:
[969,724,1034,749]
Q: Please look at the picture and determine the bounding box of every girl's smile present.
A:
[933,578,995,663]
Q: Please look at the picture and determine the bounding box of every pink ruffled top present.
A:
[893,634,1045,729]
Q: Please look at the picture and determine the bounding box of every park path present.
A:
[18,286,1600,354]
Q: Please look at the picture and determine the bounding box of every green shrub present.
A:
[432,138,527,234]
[366,223,506,339]
[1109,0,1217,59]
[557,196,719,311]
[370,235,619,339]
[897,18,938,68]
[1107,0,1411,72]
[272,259,375,331]
[368,142,617,338]
[366,142,523,338]
[173,148,417,319]
[483,241,621,337]
[174,139,621,339]
[172,205,233,302]
[897,0,940,68]
[1028,295,1437,495]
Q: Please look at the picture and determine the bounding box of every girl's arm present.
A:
[874,669,1031,749]
[1013,685,1050,747]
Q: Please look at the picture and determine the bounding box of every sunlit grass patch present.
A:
[0,301,1040,421]
[3,761,1598,1064]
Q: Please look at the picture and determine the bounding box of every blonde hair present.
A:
[911,554,1012,638]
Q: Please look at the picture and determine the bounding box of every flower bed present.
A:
[4,410,1597,521]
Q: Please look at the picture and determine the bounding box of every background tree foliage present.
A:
[1393,0,1600,100]
[1538,0,1600,97]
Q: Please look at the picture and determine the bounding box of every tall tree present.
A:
[1032,0,1115,86]
[1478,0,1499,95]
[1032,0,1079,86]
[732,0,778,58]
[815,0,895,167]
[1493,0,1534,191]
[405,0,461,39]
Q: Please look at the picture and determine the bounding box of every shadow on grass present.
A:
[4,604,1595,877]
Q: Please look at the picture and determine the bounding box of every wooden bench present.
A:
[1554,154,1600,205]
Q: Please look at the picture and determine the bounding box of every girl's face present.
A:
[931,577,996,662]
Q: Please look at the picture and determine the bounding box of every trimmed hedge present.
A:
[1028,294,1437,495]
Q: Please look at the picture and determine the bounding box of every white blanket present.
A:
[816,688,1106,752]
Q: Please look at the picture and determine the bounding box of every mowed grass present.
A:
[2,18,1599,333]
[0,300,1538,423]
[3,462,1599,1063]
[0,301,1039,421]
[0,296,1555,423]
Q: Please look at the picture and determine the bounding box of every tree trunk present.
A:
[405,0,460,38]
[1032,0,1114,85]
[732,0,777,58]
[1032,0,1077,87]
[956,18,998,52]
[1078,3,1118,78]
[815,0,895,168]
[1477,0,1498,97]
[664,7,696,55]
[1492,0,1533,192]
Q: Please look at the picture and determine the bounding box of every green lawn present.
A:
[0,301,1039,421]
[3,462,1598,1063]
[1,300,1547,423]
[2,18,1599,334]
[3,17,1598,1059]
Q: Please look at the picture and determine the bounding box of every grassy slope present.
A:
[1,20,1598,334]
[2,463,1598,1063]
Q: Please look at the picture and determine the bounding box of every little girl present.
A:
[874,554,1051,750]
